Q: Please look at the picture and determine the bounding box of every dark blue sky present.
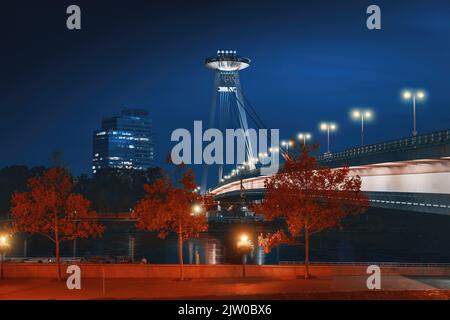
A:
[3,0,450,177]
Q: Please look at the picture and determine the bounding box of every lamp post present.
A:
[281,140,293,154]
[268,146,279,153]
[0,234,11,280]
[191,204,203,216]
[297,133,312,145]
[258,152,268,165]
[351,109,372,146]
[319,122,337,154]
[237,233,253,278]
[402,89,426,136]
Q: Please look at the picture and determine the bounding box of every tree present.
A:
[10,168,104,280]
[132,168,213,280]
[253,145,368,278]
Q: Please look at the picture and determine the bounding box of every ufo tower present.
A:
[202,50,258,191]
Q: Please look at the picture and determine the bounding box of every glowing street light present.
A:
[297,132,312,145]
[268,146,279,153]
[351,109,373,146]
[191,204,203,216]
[402,89,426,136]
[237,233,253,278]
[281,140,293,154]
[319,122,337,154]
[258,152,269,165]
[0,234,11,280]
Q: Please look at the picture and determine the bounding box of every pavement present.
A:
[0,275,449,300]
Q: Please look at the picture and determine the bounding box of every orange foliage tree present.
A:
[132,168,213,280]
[253,145,368,278]
[10,168,104,280]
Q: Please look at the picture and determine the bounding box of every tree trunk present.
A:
[55,217,61,281]
[56,239,61,281]
[178,224,184,280]
[304,221,310,279]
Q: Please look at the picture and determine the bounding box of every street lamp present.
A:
[268,146,279,153]
[258,152,269,165]
[237,233,253,278]
[402,89,426,136]
[281,140,293,154]
[319,122,337,154]
[297,132,312,145]
[0,234,11,280]
[351,109,373,146]
[191,204,203,216]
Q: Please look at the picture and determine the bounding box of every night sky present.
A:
[3,0,450,178]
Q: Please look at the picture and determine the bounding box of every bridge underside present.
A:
[213,188,450,216]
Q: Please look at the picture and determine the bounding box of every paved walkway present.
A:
[0,275,449,299]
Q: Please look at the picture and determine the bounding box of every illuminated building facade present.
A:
[92,109,154,173]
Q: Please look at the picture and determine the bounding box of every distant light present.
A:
[402,89,426,101]
[192,204,202,215]
[352,109,373,120]
[402,90,412,100]
[298,133,312,141]
[237,233,252,249]
[352,110,361,119]
[320,122,337,131]
[0,234,11,249]
[269,147,279,153]
[417,91,425,100]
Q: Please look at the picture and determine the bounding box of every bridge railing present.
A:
[317,129,450,163]
[214,129,450,188]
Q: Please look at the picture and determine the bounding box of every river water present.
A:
[7,207,450,264]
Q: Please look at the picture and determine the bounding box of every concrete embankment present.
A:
[3,263,450,279]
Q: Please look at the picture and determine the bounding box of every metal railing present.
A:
[215,129,450,188]
[317,129,450,162]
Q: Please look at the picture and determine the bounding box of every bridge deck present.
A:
[212,129,450,215]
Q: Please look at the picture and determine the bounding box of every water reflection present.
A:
[204,238,222,264]
[5,209,450,264]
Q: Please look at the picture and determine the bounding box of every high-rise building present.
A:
[92,109,154,173]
